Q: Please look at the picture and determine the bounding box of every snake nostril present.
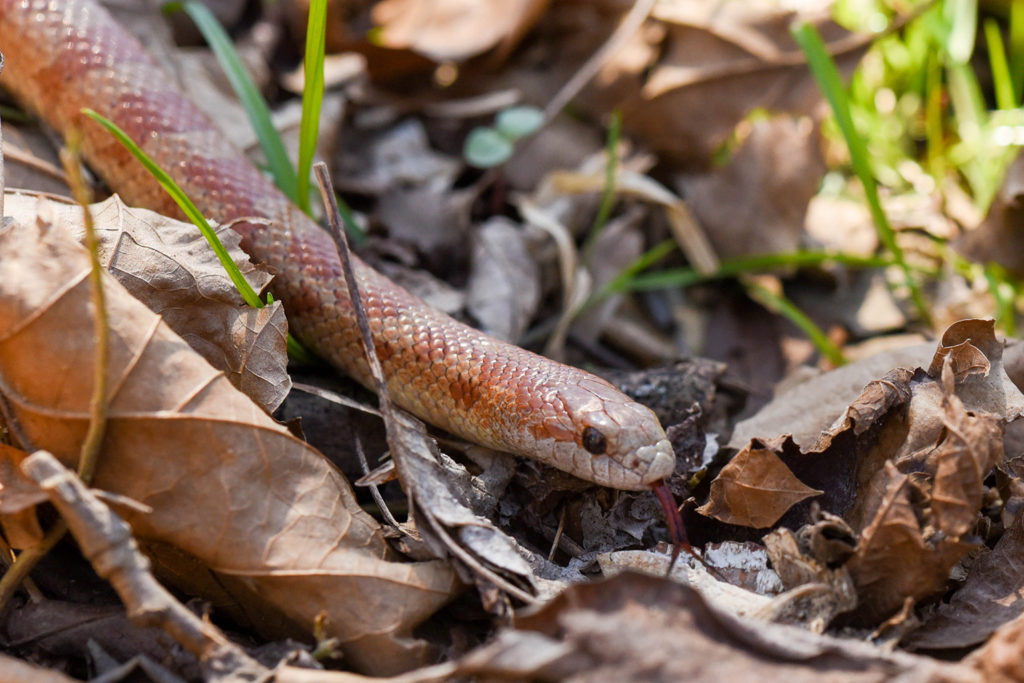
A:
[581,426,607,455]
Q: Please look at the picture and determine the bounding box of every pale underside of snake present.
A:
[0,0,680,497]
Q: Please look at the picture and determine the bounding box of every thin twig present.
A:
[312,163,391,406]
[0,520,66,610]
[60,133,109,484]
[21,451,267,679]
[354,436,400,529]
[548,506,567,563]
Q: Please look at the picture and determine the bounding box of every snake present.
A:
[0,0,677,494]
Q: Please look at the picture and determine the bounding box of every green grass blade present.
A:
[582,110,622,259]
[984,18,1017,109]
[622,250,902,292]
[82,108,264,309]
[296,0,328,214]
[1011,0,1024,102]
[744,278,847,366]
[580,239,677,314]
[792,22,931,326]
[167,1,299,203]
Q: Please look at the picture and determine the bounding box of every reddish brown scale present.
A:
[0,0,679,492]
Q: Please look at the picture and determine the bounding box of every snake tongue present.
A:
[652,481,693,572]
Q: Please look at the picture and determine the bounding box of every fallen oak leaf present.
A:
[697,445,822,528]
[845,462,975,625]
[0,213,459,675]
[4,191,290,413]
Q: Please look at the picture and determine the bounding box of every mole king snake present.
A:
[0,0,677,493]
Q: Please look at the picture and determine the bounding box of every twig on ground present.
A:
[21,451,269,681]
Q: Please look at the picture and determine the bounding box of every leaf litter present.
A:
[5,0,1024,681]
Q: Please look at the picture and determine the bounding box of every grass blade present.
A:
[744,278,847,366]
[582,110,622,260]
[1011,0,1024,102]
[82,108,264,309]
[984,17,1017,109]
[296,0,328,214]
[167,1,299,203]
[792,22,931,326]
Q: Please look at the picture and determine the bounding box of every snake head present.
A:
[532,376,675,491]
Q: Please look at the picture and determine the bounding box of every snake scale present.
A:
[0,0,677,493]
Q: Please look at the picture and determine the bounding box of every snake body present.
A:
[0,0,675,490]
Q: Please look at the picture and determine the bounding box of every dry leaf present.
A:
[728,342,934,451]
[955,152,1024,277]
[444,573,979,681]
[697,445,822,528]
[846,462,975,625]
[596,1,870,165]
[5,193,290,413]
[905,510,1024,650]
[929,394,1003,536]
[371,0,551,62]
[466,217,541,342]
[0,216,459,675]
[681,116,824,260]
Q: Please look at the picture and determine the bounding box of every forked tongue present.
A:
[652,481,697,574]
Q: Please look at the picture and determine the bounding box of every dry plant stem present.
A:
[0,520,66,610]
[20,451,267,677]
[312,163,390,406]
[0,138,111,612]
[548,506,566,563]
[59,135,108,485]
[0,535,43,603]
[3,143,69,187]
[422,511,539,605]
[355,436,401,529]
[542,0,655,123]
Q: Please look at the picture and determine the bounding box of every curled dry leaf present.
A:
[845,462,975,625]
[0,216,459,675]
[697,445,823,528]
[385,407,542,604]
[5,193,290,413]
[715,319,1024,626]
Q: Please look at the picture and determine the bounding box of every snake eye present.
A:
[581,426,607,455]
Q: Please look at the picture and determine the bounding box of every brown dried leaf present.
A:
[5,193,290,413]
[955,152,1024,277]
[846,462,974,625]
[682,116,824,260]
[444,573,978,681]
[599,2,870,165]
[728,342,933,451]
[0,216,458,675]
[697,446,822,528]
[0,443,45,515]
[371,0,551,62]
[466,217,540,342]
[929,395,1003,536]
[905,510,1024,650]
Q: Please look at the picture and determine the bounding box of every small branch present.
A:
[21,451,269,680]
[312,163,391,407]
